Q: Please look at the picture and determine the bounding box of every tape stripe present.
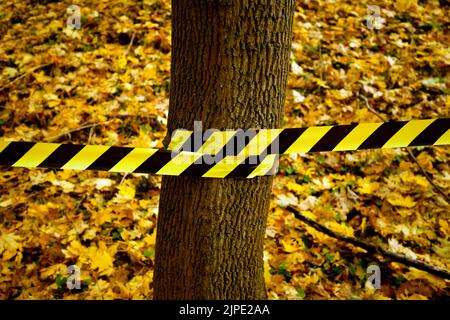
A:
[252,133,286,177]
[87,146,133,171]
[180,155,216,177]
[39,144,85,168]
[202,156,242,179]
[134,150,172,174]
[266,155,280,176]
[284,126,333,154]
[275,128,308,154]
[13,142,60,167]
[109,147,157,173]
[247,154,279,179]
[383,119,435,149]
[0,141,10,153]
[61,145,110,170]
[434,128,449,146]
[333,123,382,151]
[309,124,357,152]
[0,142,34,166]
[358,121,407,150]
[169,129,259,160]
[157,152,203,176]
[410,118,448,146]
[243,129,282,158]
[225,155,261,178]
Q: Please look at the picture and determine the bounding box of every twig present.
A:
[405,148,449,202]
[0,64,52,91]
[119,173,129,186]
[359,94,385,122]
[358,94,449,203]
[74,195,87,213]
[319,41,323,85]
[126,32,136,54]
[318,40,324,102]
[44,121,111,143]
[286,205,450,280]
[88,124,96,144]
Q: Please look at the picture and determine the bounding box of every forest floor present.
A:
[0,0,449,299]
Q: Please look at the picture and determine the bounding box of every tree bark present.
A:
[154,0,295,299]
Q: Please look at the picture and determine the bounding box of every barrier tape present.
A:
[0,119,448,178]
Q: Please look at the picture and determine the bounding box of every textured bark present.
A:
[154,0,295,299]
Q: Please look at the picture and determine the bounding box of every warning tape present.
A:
[0,141,276,179]
[0,119,448,178]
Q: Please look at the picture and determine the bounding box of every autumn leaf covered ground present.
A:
[0,0,449,300]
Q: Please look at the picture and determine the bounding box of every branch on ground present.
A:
[287,205,450,280]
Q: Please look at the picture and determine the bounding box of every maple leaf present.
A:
[386,193,416,208]
[88,242,117,276]
[0,231,22,261]
[40,264,67,280]
[114,180,136,202]
[357,177,379,195]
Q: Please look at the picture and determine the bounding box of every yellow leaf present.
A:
[281,238,299,253]
[144,232,156,246]
[300,210,317,220]
[89,242,115,275]
[438,219,450,236]
[90,250,113,274]
[396,0,417,12]
[0,199,12,208]
[400,171,429,188]
[325,221,354,237]
[40,264,67,279]
[86,279,115,299]
[143,64,157,80]
[63,240,88,260]
[116,181,136,201]
[357,177,379,195]
[314,78,329,88]
[116,56,127,70]
[286,182,306,195]
[386,193,416,208]
[93,208,113,226]
[0,231,22,260]
[131,130,155,148]
[404,269,447,290]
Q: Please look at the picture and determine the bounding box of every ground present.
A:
[0,0,449,299]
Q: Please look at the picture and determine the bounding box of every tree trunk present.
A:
[154,0,295,299]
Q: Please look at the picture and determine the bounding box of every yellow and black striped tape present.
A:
[0,118,448,178]
[0,142,277,179]
[168,118,450,155]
